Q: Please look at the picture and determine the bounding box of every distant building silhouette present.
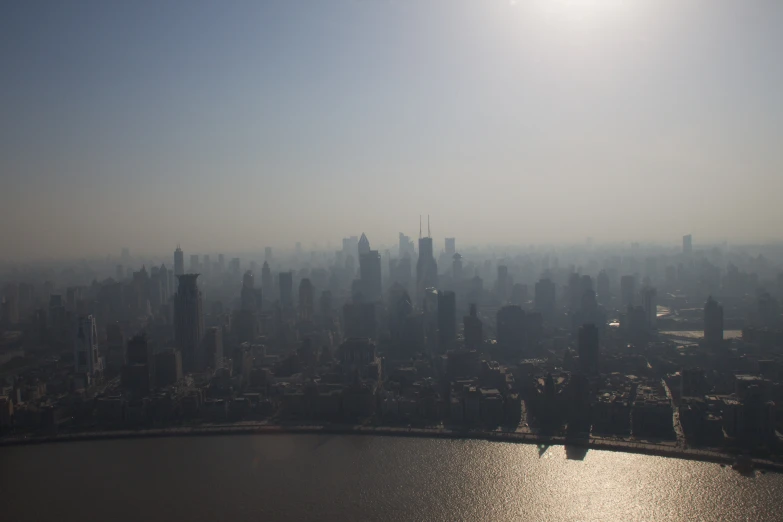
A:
[641,286,657,330]
[261,261,273,302]
[174,274,205,372]
[704,296,724,349]
[445,237,456,256]
[463,303,483,350]
[620,275,636,309]
[497,305,525,352]
[359,246,382,302]
[358,233,370,256]
[416,218,438,303]
[279,271,293,307]
[534,277,556,319]
[299,278,314,322]
[683,234,693,255]
[74,315,102,376]
[452,253,463,281]
[203,326,224,369]
[174,245,184,276]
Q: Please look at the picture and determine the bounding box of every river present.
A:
[1,434,780,521]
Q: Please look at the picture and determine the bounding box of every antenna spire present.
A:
[428,215,431,237]
[419,215,422,239]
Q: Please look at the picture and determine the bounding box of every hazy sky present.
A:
[2,1,782,260]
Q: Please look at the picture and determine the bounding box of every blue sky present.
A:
[2,1,782,259]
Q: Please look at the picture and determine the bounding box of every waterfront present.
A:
[2,435,782,522]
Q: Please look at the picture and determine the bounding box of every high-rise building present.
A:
[298,278,314,322]
[681,367,707,399]
[437,290,457,352]
[159,264,171,300]
[279,271,293,307]
[416,225,438,302]
[343,302,377,339]
[359,249,382,302]
[261,261,273,302]
[534,278,556,319]
[704,296,724,349]
[496,265,510,303]
[497,305,526,352]
[596,270,610,305]
[75,315,103,375]
[174,274,205,372]
[578,323,599,375]
[445,237,456,256]
[463,303,483,350]
[122,333,154,396]
[189,254,200,272]
[174,245,184,276]
[241,270,257,311]
[320,290,333,318]
[683,234,693,255]
[620,275,636,309]
[358,233,371,256]
[155,349,183,387]
[399,232,415,258]
[641,286,657,330]
[230,258,241,275]
[203,327,223,369]
[452,253,463,281]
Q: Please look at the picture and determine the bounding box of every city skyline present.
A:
[2,1,783,259]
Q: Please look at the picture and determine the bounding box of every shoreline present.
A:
[2,423,780,472]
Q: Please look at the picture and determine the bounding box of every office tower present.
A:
[74,315,103,375]
[452,253,463,281]
[496,265,510,303]
[123,333,154,396]
[683,234,693,255]
[189,254,199,272]
[445,237,456,256]
[203,326,223,369]
[264,247,272,261]
[230,258,240,275]
[399,232,415,258]
[279,271,293,307]
[241,270,257,311]
[596,270,610,304]
[437,290,457,352]
[359,249,382,302]
[704,296,724,349]
[497,305,526,351]
[174,245,184,276]
[261,261,273,302]
[358,233,371,256]
[422,287,439,354]
[641,286,657,330]
[115,264,124,281]
[578,323,599,375]
[342,236,359,256]
[463,303,483,350]
[343,302,377,339]
[534,277,556,319]
[104,323,125,374]
[299,278,314,322]
[202,255,211,277]
[159,264,170,300]
[155,349,183,387]
[416,218,438,302]
[390,256,412,289]
[568,273,581,310]
[620,275,635,308]
[174,274,205,372]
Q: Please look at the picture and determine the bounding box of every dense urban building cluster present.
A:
[2,230,783,459]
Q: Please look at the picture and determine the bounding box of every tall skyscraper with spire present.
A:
[358,233,370,256]
[175,274,205,372]
[416,215,438,304]
[174,245,184,276]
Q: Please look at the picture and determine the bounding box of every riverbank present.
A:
[2,422,780,472]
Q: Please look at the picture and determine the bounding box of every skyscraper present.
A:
[358,233,370,256]
[534,277,556,319]
[596,270,610,305]
[75,315,103,375]
[578,323,599,375]
[497,305,526,352]
[452,253,463,281]
[445,237,456,256]
[641,286,657,330]
[203,326,223,369]
[704,296,724,349]
[437,290,457,352]
[416,218,438,302]
[359,249,382,302]
[298,278,314,322]
[175,274,205,372]
[261,261,273,302]
[189,254,200,272]
[279,271,293,307]
[463,303,483,350]
[241,270,257,311]
[174,245,184,276]
[683,234,693,255]
[496,265,510,303]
